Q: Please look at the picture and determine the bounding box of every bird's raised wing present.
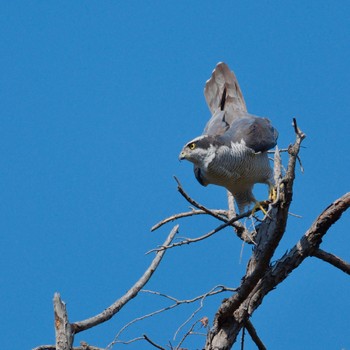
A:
[203,62,278,152]
[203,62,247,136]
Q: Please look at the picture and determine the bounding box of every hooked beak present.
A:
[179,149,187,161]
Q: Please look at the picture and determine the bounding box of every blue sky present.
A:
[1,1,349,349]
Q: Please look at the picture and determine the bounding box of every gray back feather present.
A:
[222,116,278,153]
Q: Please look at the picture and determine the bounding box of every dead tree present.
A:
[34,120,350,350]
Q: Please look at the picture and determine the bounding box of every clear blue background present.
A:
[1,1,349,349]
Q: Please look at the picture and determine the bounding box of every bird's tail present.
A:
[204,62,247,115]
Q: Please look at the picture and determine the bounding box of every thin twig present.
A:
[154,177,258,243]
[296,154,304,173]
[245,320,267,350]
[143,285,236,303]
[174,176,230,222]
[176,320,200,350]
[108,285,236,348]
[267,148,289,154]
[189,331,207,336]
[240,326,245,350]
[151,209,228,232]
[173,285,224,341]
[108,304,177,346]
[146,210,254,253]
[113,337,144,345]
[292,117,304,137]
[227,191,257,243]
[288,212,302,218]
[174,176,249,235]
[143,334,166,350]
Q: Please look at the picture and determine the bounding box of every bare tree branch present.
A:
[143,334,166,350]
[151,209,228,232]
[147,210,256,253]
[311,248,350,275]
[263,192,350,282]
[176,319,201,350]
[227,191,237,218]
[72,225,179,334]
[143,285,237,304]
[240,326,245,350]
[174,176,229,222]
[245,320,266,350]
[173,285,224,341]
[226,191,258,244]
[153,178,260,245]
[54,293,73,350]
[174,176,257,242]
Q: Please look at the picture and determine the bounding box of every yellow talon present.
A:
[251,185,276,217]
[268,185,277,203]
[252,200,269,216]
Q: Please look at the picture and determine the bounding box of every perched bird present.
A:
[179,62,278,214]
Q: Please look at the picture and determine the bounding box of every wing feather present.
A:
[203,62,247,136]
[224,117,278,153]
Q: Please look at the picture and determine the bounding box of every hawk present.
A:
[179,62,278,213]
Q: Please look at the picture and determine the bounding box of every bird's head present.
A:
[179,135,218,167]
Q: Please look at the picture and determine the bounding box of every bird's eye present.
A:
[189,142,196,150]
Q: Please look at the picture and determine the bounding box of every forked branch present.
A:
[107,285,236,349]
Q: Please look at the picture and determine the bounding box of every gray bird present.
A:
[179,62,278,213]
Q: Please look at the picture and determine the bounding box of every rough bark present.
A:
[54,293,73,350]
